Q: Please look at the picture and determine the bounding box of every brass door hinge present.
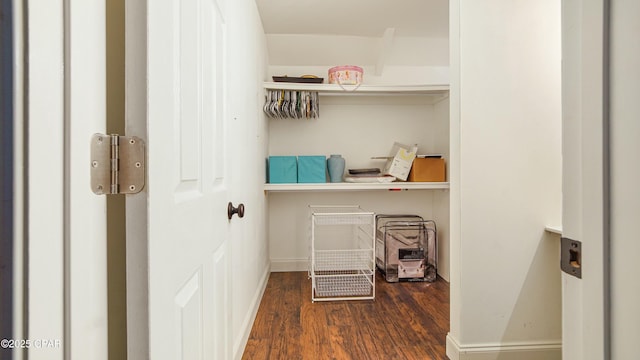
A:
[90,133,145,195]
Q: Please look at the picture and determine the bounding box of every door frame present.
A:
[561,0,611,358]
[25,0,67,357]
[123,0,149,358]
[1,0,17,350]
[24,0,109,358]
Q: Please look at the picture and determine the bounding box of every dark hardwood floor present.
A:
[242,271,450,360]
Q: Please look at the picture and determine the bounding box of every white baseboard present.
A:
[446,333,561,360]
[270,258,308,272]
[233,263,271,360]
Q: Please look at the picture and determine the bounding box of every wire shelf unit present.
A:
[309,205,376,301]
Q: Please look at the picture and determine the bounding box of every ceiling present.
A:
[255,0,449,38]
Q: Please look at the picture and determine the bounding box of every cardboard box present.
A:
[382,142,418,181]
[407,158,446,182]
[297,156,327,183]
[268,156,297,183]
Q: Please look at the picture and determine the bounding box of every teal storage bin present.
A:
[268,156,297,183]
[297,156,327,183]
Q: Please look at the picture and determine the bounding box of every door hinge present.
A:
[90,133,145,195]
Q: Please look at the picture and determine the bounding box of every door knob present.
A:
[227,202,245,220]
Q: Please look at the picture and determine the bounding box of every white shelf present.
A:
[263,82,449,96]
[264,182,449,192]
[545,226,563,235]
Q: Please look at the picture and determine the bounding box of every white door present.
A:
[561,0,640,359]
[125,0,234,359]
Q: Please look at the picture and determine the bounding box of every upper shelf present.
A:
[263,82,449,97]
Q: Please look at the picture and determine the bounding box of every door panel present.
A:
[211,244,229,359]
[177,0,200,183]
[175,271,203,359]
[142,0,230,358]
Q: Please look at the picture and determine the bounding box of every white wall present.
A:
[225,1,271,358]
[268,96,440,165]
[267,95,451,281]
[265,34,449,85]
[447,1,562,359]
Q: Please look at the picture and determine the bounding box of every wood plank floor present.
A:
[242,271,450,360]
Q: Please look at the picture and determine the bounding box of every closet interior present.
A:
[255,0,452,281]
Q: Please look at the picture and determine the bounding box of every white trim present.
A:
[12,1,26,358]
[446,334,562,360]
[66,0,108,357]
[233,263,271,360]
[27,1,65,358]
[561,1,608,358]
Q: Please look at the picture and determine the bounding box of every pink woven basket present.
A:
[328,65,363,86]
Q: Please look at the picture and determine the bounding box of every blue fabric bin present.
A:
[297,156,327,183]
[268,156,297,183]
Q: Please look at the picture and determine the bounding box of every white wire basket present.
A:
[314,249,373,272]
[309,205,376,301]
[314,273,373,298]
